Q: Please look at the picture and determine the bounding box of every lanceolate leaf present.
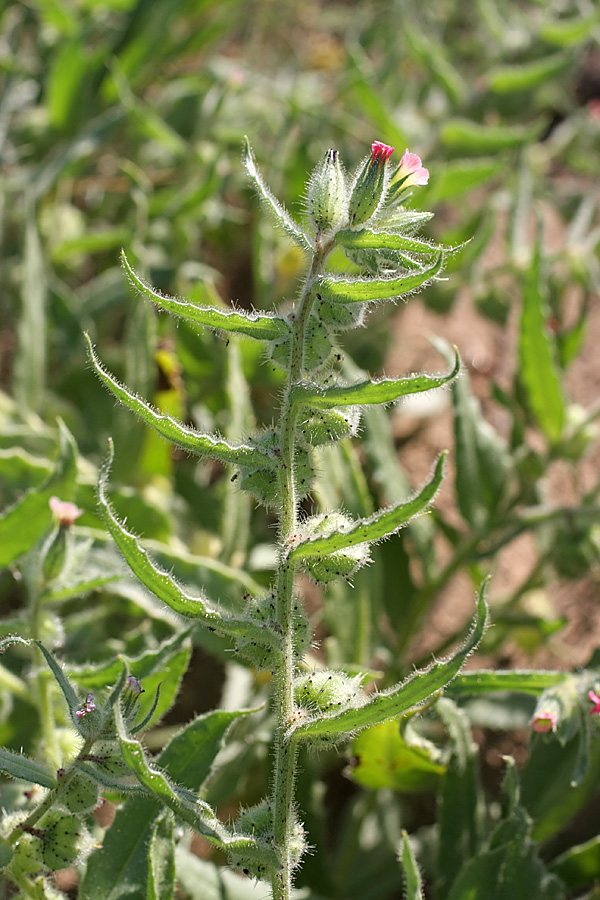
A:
[82,707,254,900]
[291,583,488,741]
[400,831,425,900]
[121,250,290,341]
[314,251,443,304]
[69,628,193,691]
[518,240,565,444]
[35,640,80,714]
[291,348,460,409]
[486,52,571,94]
[447,670,567,698]
[290,453,445,563]
[336,228,439,256]
[0,421,77,567]
[97,443,279,650]
[449,349,511,529]
[147,812,175,900]
[86,335,269,469]
[242,137,313,253]
[436,698,482,898]
[113,699,279,871]
[0,747,56,789]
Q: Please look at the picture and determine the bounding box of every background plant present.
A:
[1,0,600,898]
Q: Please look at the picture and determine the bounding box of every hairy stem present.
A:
[271,236,334,900]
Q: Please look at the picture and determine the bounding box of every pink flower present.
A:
[127,675,144,696]
[371,141,395,165]
[531,709,558,733]
[395,149,429,187]
[49,496,83,527]
[76,693,96,719]
[588,689,600,715]
[588,99,600,122]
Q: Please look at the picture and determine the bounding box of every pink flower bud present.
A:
[348,140,395,226]
[127,675,144,696]
[370,141,395,164]
[531,709,558,733]
[589,689,600,715]
[49,496,83,527]
[76,694,96,719]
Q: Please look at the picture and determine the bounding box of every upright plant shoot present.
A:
[85,140,487,900]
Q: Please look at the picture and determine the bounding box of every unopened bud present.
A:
[41,497,83,583]
[348,141,394,226]
[531,709,558,733]
[530,678,577,741]
[308,149,346,234]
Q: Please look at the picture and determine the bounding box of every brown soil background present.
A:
[385,251,600,673]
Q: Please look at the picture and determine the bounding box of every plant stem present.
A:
[29,581,61,769]
[271,236,333,900]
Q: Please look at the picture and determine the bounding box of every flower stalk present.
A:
[81,137,488,899]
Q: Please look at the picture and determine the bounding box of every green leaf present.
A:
[81,796,161,900]
[291,583,488,741]
[157,709,253,790]
[242,137,312,252]
[549,835,600,892]
[86,335,269,468]
[292,346,460,409]
[404,18,465,105]
[113,698,279,870]
[46,38,92,130]
[13,196,46,413]
[440,119,539,153]
[522,731,600,842]
[0,421,77,568]
[399,831,424,900]
[540,12,600,46]
[0,836,12,870]
[447,670,567,698]
[290,453,446,564]
[446,773,565,900]
[69,628,192,692]
[315,251,443,304]
[518,241,565,444]
[448,345,512,529]
[487,52,571,94]
[147,812,174,900]
[350,720,444,792]
[0,747,56,789]
[427,158,505,203]
[82,707,249,900]
[121,250,290,341]
[35,640,80,715]
[335,228,438,256]
[97,442,279,650]
[436,698,483,898]
[0,448,52,494]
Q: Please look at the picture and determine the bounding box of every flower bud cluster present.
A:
[306,140,429,236]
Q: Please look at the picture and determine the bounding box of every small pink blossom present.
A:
[396,149,429,187]
[49,496,83,527]
[76,693,96,719]
[531,709,558,733]
[588,689,600,715]
[371,141,395,164]
[127,675,144,696]
[588,99,600,122]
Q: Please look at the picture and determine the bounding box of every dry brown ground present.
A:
[385,270,600,672]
